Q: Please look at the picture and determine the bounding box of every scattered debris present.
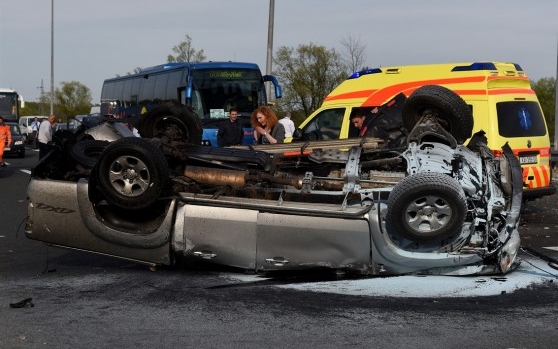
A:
[9,298,34,308]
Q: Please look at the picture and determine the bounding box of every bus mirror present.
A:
[263,75,282,99]
[275,85,282,99]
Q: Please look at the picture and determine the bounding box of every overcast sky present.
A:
[1,0,556,105]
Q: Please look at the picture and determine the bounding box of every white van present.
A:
[19,116,48,140]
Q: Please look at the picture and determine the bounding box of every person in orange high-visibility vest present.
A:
[0,115,12,167]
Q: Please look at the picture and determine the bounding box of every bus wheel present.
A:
[93,137,169,209]
[402,85,473,144]
[386,172,467,243]
[138,102,203,145]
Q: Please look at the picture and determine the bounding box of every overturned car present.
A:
[25,85,523,276]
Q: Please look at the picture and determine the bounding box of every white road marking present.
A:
[20,169,31,174]
[543,246,558,251]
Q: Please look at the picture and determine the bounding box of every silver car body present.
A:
[25,114,523,276]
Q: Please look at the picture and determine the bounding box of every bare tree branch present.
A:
[340,35,367,74]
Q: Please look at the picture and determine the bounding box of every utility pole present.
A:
[50,0,54,115]
[37,79,45,115]
[265,0,275,103]
[554,36,558,151]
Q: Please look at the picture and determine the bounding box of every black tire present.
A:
[69,140,110,168]
[402,85,473,144]
[138,102,203,144]
[94,137,169,209]
[386,172,467,242]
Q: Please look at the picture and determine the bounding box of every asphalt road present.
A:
[1,147,558,349]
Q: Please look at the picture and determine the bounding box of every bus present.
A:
[0,88,24,122]
[100,62,282,146]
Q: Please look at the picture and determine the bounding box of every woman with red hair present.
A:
[250,106,285,144]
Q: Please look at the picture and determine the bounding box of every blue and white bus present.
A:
[100,62,281,146]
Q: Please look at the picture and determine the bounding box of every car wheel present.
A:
[386,172,467,242]
[402,85,473,144]
[94,137,169,209]
[138,102,203,144]
[18,149,25,158]
[69,140,110,168]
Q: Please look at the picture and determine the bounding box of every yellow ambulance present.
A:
[294,61,555,199]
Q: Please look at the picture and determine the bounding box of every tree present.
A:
[116,67,143,77]
[340,35,368,74]
[115,67,143,78]
[167,34,206,63]
[273,43,347,120]
[532,77,556,140]
[54,81,93,119]
[19,101,42,116]
[129,67,143,75]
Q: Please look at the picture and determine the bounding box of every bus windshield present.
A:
[0,92,19,121]
[190,68,264,120]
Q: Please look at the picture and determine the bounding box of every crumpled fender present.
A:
[76,180,174,249]
[501,142,523,230]
[498,142,523,273]
[85,121,134,142]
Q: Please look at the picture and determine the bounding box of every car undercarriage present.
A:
[25,86,524,276]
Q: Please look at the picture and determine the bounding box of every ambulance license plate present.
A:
[519,156,537,164]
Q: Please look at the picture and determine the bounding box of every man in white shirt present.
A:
[278,112,296,138]
[38,115,56,160]
[30,117,41,148]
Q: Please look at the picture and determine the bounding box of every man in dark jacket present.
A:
[349,93,408,149]
[217,108,243,147]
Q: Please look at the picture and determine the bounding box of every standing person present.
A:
[0,116,12,167]
[217,108,243,147]
[251,106,285,144]
[278,112,296,138]
[30,117,41,148]
[129,124,141,137]
[37,115,56,160]
[123,121,141,137]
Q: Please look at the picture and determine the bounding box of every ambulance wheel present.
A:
[402,85,473,144]
[138,102,203,145]
[386,172,467,243]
